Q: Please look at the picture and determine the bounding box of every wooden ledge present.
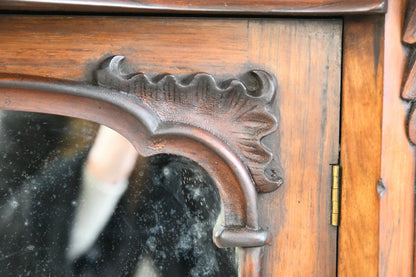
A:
[0,0,387,15]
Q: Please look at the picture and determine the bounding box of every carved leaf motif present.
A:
[404,0,416,44]
[96,56,283,192]
[408,107,416,143]
[402,53,416,100]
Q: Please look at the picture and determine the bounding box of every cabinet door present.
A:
[0,16,341,275]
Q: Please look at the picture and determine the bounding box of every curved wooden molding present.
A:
[0,56,282,276]
[97,56,283,193]
[403,0,416,144]
[0,0,386,15]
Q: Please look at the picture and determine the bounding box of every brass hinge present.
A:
[331,165,341,226]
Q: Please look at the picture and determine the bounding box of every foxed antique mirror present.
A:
[0,110,237,276]
[0,56,281,276]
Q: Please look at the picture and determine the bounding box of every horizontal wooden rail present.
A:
[0,0,386,15]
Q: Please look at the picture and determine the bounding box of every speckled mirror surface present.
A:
[0,111,237,276]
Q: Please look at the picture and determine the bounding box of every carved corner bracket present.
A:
[0,55,283,276]
[97,56,283,193]
[402,0,416,144]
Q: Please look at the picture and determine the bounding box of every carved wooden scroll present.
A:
[403,0,416,143]
[97,56,283,192]
[0,56,282,276]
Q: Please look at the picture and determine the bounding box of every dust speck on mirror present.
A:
[0,110,237,276]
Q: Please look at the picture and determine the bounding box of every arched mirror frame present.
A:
[0,55,283,277]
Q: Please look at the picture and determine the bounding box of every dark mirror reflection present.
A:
[0,111,237,276]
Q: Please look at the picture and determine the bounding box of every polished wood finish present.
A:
[0,16,342,275]
[403,0,416,143]
[0,67,275,276]
[380,0,414,275]
[0,1,414,276]
[0,16,248,81]
[0,0,386,15]
[339,0,416,275]
[401,0,416,275]
[96,56,283,193]
[406,0,416,268]
[248,19,341,276]
[338,15,384,276]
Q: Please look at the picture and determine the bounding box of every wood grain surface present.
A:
[248,19,341,276]
[0,0,386,15]
[380,0,415,275]
[338,15,384,277]
[402,0,416,275]
[0,16,342,275]
[339,0,416,275]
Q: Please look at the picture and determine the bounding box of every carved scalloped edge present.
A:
[403,0,416,144]
[0,58,282,275]
[96,56,283,192]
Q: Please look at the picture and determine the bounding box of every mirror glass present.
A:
[0,110,237,276]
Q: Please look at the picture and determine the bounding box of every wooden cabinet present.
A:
[0,0,414,276]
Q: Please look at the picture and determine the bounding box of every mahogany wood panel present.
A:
[340,1,416,275]
[403,0,416,143]
[248,19,341,276]
[404,0,416,272]
[379,0,414,275]
[0,17,249,80]
[0,16,342,275]
[0,0,386,15]
[338,15,384,277]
